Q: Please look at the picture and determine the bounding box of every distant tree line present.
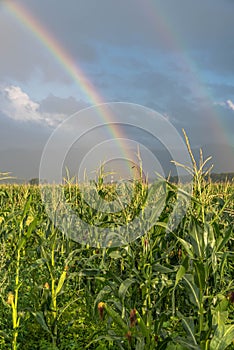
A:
[170,172,234,184]
[207,172,234,182]
[4,173,234,186]
[29,178,47,185]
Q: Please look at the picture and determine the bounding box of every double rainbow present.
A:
[4,1,232,152]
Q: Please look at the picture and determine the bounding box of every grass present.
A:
[0,151,233,349]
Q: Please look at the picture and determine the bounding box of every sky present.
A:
[0,0,233,180]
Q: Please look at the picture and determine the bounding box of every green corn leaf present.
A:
[32,311,51,334]
[210,324,234,350]
[85,334,121,349]
[148,196,167,224]
[194,260,206,291]
[19,195,31,231]
[166,341,192,349]
[55,269,67,296]
[180,316,197,345]
[211,193,234,225]
[204,223,216,252]
[216,227,233,252]
[118,278,135,301]
[135,309,150,344]
[175,338,201,349]
[18,217,37,251]
[176,237,194,258]
[212,299,229,328]
[108,250,122,259]
[189,220,204,258]
[93,285,112,310]
[135,338,146,350]
[104,303,128,333]
[79,269,100,277]
[175,256,189,288]
[153,264,174,273]
[183,274,200,308]
[212,310,229,329]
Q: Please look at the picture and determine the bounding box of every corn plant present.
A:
[0,140,233,349]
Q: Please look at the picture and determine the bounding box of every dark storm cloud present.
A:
[20,0,234,50]
[0,2,98,83]
[1,0,234,86]
[0,110,50,150]
[0,15,44,81]
[0,0,233,177]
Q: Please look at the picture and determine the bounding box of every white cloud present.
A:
[214,99,234,111]
[0,85,67,126]
[214,101,225,107]
[3,86,40,121]
[226,99,234,111]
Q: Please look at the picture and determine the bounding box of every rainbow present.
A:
[5,1,102,106]
[4,1,233,154]
[142,0,233,148]
[4,0,136,165]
